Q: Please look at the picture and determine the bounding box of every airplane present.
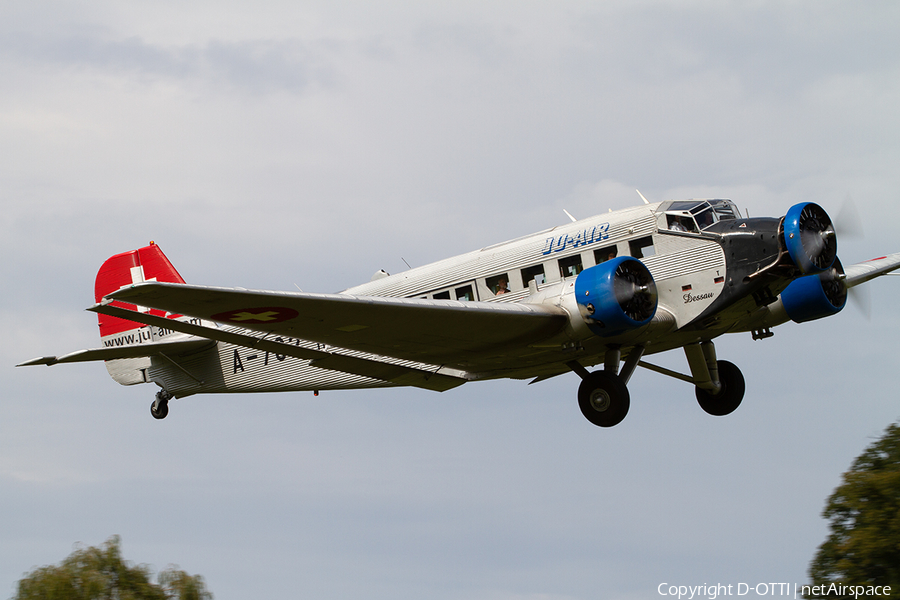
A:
[18,197,900,427]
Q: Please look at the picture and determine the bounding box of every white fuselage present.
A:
[146,201,731,397]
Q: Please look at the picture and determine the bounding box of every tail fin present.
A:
[95,243,187,385]
[95,242,186,342]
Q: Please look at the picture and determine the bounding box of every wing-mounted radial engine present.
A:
[778,257,847,323]
[573,256,658,335]
[565,257,659,428]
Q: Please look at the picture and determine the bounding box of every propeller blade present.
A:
[835,194,865,240]
[848,284,872,320]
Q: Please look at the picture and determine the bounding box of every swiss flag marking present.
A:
[211,307,299,324]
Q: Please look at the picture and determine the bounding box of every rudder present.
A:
[95,242,186,384]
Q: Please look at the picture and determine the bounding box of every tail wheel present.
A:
[577,371,630,427]
[695,360,745,416]
[151,390,172,420]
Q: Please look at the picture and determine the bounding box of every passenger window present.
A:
[486,274,511,295]
[433,291,451,300]
[456,285,474,301]
[558,255,583,278]
[521,264,545,286]
[629,236,655,258]
[594,246,618,264]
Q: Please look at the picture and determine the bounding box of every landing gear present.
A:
[577,371,630,427]
[684,342,745,417]
[570,347,643,428]
[695,360,745,416]
[570,341,746,426]
[150,389,172,420]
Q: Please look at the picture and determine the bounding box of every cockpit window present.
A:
[667,214,698,232]
[664,199,740,232]
[708,199,740,222]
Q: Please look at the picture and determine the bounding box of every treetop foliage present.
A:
[13,536,212,600]
[806,422,900,598]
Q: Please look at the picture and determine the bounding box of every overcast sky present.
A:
[3,2,900,599]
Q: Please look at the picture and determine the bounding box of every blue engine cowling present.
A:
[780,257,847,323]
[783,202,837,274]
[574,256,658,336]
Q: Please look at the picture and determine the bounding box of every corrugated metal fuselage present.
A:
[147,201,773,398]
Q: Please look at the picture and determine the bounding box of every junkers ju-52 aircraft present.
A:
[19,197,900,427]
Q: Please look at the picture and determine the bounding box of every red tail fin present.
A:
[95,243,185,339]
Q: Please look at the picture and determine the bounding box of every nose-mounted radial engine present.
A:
[783,202,838,275]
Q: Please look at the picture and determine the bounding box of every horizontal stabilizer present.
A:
[17,338,214,367]
[89,303,468,392]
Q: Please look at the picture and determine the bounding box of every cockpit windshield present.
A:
[664,199,740,232]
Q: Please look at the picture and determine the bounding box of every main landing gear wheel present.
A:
[577,371,630,428]
[150,390,172,420]
[695,360,745,417]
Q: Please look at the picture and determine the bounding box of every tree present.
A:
[806,422,900,598]
[13,536,212,600]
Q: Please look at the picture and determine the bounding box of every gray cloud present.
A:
[2,2,900,599]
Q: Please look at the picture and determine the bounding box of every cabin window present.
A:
[521,264,545,286]
[594,245,618,264]
[558,254,583,278]
[433,290,451,300]
[629,236,655,258]
[486,273,512,296]
[456,285,474,301]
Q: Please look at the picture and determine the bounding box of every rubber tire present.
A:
[695,360,745,417]
[577,371,630,428]
[150,398,169,420]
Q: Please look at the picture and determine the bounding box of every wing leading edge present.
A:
[101,282,570,370]
[87,303,469,392]
[844,252,900,287]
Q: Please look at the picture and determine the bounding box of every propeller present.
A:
[819,257,848,310]
[798,204,837,270]
[613,261,658,322]
[834,195,869,318]
[835,194,864,240]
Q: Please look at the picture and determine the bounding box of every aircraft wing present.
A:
[87,303,469,391]
[99,282,570,369]
[844,253,900,287]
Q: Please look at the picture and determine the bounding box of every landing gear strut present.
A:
[151,389,172,420]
